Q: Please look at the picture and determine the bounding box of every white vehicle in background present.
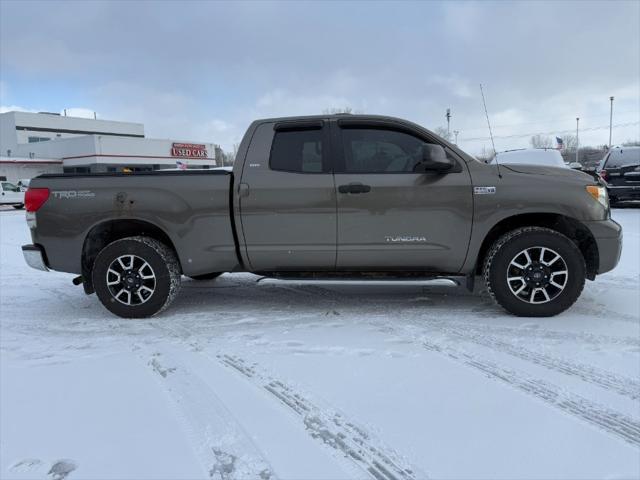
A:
[16,179,31,191]
[492,148,568,168]
[0,181,25,209]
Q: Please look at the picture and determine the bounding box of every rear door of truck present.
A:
[237,120,337,271]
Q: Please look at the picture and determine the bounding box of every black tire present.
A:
[92,236,181,318]
[188,272,223,280]
[12,204,24,209]
[483,227,586,317]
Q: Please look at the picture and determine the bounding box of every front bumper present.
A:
[22,244,49,271]
[606,185,640,202]
[583,219,623,275]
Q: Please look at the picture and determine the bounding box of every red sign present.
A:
[171,143,208,158]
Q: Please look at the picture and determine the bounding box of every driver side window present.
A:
[341,128,427,173]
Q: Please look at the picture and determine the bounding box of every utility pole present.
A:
[609,96,614,148]
[446,108,451,136]
[576,117,580,164]
[453,130,459,145]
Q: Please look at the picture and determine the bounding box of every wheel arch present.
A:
[475,213,598,280]
[81,219,181,294]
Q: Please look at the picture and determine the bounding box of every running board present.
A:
[256,275,462,288]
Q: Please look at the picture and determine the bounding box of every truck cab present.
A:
[237,116,472,273]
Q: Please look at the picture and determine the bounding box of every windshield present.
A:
[604,148,640,168]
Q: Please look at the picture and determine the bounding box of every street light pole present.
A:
[609,96,614,148]
[576,117,580,164]
[453,130,459,145]
[446,108,451,136]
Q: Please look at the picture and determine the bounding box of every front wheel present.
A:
[483,227,585,317]
[92,236,181,318]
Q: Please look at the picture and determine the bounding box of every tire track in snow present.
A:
[135,346,275,480]
[432,323,640,401]
[432,321,640,348]
[421,340,640,447]
[218,354,421,480]
[151,323,424,480]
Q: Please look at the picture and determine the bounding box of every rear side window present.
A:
[340,128,426,173]
[270,129,325,173]
[605,148,640,168]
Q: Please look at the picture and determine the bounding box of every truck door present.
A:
[332,120,473,272]
[238,121,337,271]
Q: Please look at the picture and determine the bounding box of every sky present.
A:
[1,0,639,155]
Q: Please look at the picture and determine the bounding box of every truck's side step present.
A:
[256,273,463,287]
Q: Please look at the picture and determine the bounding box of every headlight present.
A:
[586,185,609,209]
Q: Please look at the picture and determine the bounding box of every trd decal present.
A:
[51,190,96,199]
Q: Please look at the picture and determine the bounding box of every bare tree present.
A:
[476,146,495,163]
[559,134,578,151]
[434,126,452,142]
[322,107,354,114]
[530,134,553,149]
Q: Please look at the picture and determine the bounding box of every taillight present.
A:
[599,170,608,181]
[25,188,50,212]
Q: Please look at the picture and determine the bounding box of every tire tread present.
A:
[93,236,181,318]
[483,226,586,316]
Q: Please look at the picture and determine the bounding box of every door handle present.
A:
[238,183,250,198]
[338,183,371,194]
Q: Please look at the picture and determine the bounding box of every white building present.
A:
[0,111,220,182]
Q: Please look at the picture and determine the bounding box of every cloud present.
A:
[0,105,38,114]
[0,0,638,153]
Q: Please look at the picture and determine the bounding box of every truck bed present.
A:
[29,170,240,276]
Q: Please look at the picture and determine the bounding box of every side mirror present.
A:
[414,144,454,173]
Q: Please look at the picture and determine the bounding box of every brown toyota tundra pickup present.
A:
[22,114,622,318]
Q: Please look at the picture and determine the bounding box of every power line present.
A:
[460,121,640,142]
[457,110,639,133]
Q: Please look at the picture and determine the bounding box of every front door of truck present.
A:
[332,121,473,272]
[239,121,337,271]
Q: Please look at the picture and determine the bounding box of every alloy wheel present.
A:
[106,254,156,306]
[506,246,568,304]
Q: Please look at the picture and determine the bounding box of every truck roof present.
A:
[252,113,420,125]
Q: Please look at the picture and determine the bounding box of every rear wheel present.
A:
[483,227,585,317]
[188,272,223,280]
[93,236,181,318]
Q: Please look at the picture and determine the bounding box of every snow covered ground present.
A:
[1,207,639,480]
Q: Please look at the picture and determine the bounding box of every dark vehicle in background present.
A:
[21,114,621,319]
[597,146,640,206]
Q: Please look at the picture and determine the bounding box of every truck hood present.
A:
[503,164,593,181]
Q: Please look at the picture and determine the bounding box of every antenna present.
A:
[480,83,501,178]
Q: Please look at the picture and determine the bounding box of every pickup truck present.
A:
[22,114,622,318]
[1,180,25,209]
